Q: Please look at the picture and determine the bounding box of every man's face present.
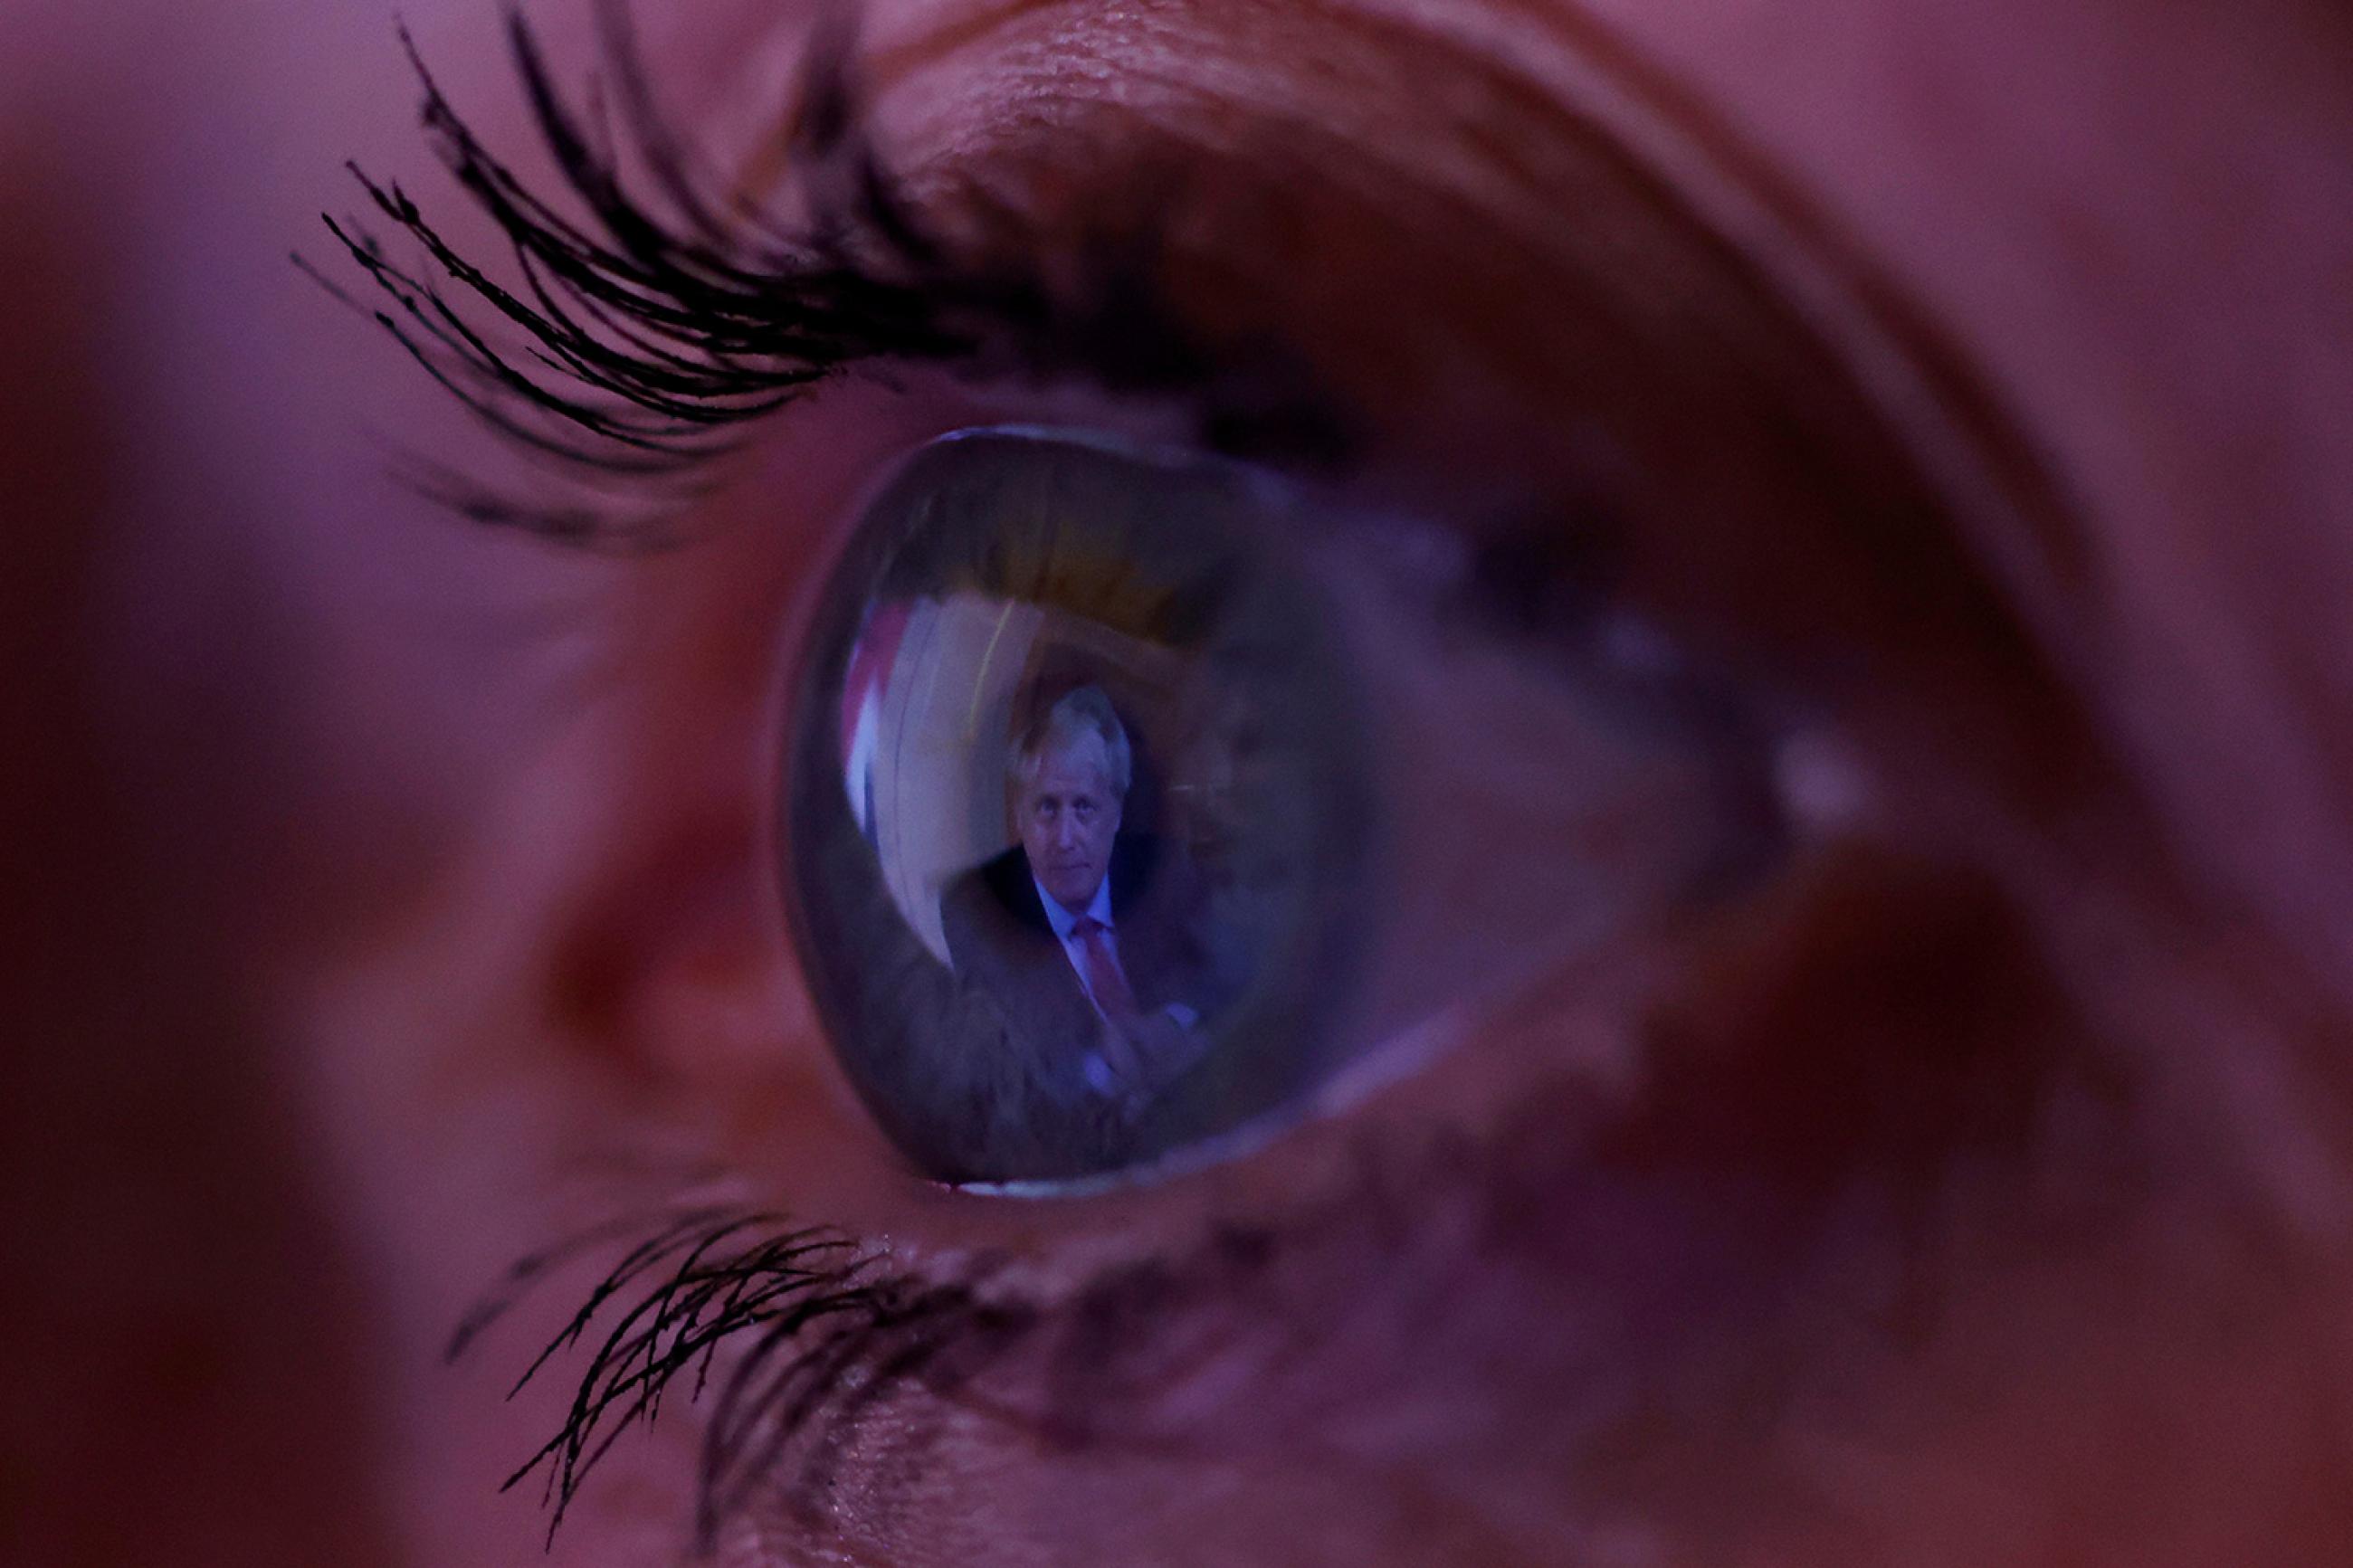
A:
[1017,743,1123,911]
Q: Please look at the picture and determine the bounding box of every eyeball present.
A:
[781,428,1778,1189]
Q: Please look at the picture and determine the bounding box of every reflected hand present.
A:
[1118,1006,1214,1108]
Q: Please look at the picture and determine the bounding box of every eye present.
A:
[782,425,1786,1187]
[319,14,2165,1558]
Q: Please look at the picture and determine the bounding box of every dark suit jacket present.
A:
[938,834,1226,1126]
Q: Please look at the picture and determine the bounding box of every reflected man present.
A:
[939,687,1225,1129]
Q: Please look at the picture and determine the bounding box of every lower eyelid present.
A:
[489,813,2134,1557]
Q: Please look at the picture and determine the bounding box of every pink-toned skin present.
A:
[4,0,2351,1564]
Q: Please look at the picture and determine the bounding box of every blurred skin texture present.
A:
[4,0,2353,1565]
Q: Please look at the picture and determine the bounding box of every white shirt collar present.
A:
[1033,871,1113,941]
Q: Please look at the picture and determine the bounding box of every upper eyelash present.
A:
[307,0,1356,550]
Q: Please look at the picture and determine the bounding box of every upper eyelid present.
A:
[323,0,2090,712]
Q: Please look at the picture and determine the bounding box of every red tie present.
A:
[1068,915,1142,1024]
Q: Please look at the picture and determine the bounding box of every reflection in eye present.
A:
[784,427,1786,1186]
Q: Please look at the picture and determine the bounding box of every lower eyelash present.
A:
[457,1207,870,1544]
[463,1116,1567,1553]
[469,949,2127,1559]
[464,1200,1278,1551]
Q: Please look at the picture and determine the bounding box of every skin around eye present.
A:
[9,2,2353,1568]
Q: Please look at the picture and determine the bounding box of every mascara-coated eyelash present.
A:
[457,1195,1294,1551]
[306,0,1354,548]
